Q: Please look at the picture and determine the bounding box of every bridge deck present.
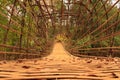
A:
[0,43,120,80]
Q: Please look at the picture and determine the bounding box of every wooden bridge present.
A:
[0,0,120,80]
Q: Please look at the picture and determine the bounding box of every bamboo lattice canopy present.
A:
[0,0,120,58]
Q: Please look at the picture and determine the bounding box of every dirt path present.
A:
[0,42,120,80]
[45,42,73,61]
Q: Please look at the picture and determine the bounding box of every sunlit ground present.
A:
[0,42,120,80]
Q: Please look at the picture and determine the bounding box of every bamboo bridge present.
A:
[0,0,120,80]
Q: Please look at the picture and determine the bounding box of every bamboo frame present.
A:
[0,0,120,58]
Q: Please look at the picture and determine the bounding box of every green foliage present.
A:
[56,34,67,42]
[114,35,120,46]
[0,28,5,43]
[0,0,120,58]
[62,0,120,57]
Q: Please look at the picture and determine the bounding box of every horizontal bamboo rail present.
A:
[0,23,22,35]
[79,47,120,51]
[0,44,37,52]
[0,51,40,56]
